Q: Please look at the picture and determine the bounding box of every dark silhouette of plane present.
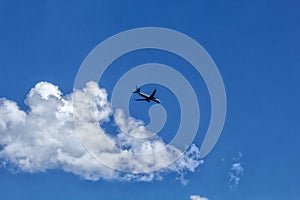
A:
[133,86,160,103]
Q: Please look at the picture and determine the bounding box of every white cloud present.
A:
[228,153,243,188]
[190,195,209,200]
[0,81,202,181]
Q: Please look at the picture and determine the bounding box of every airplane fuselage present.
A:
[133,87,160,103]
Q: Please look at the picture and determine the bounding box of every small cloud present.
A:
[228,153,244,189]
[190,194,209,200]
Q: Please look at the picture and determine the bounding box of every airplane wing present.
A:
[134,98,147,101]
[149,89,156,99]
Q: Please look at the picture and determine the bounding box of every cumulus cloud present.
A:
[228,152,243,188]
[190,195,209,200]
[0,81,202,181]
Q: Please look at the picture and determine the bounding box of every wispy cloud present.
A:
[0,81,202,182]
[190,194,209,200]
[228,152,244,189]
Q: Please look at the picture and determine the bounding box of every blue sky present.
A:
[0,1,299,200]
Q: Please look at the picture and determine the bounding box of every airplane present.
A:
[132,86,160,103]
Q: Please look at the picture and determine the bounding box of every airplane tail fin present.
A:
[133,86,141,93]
